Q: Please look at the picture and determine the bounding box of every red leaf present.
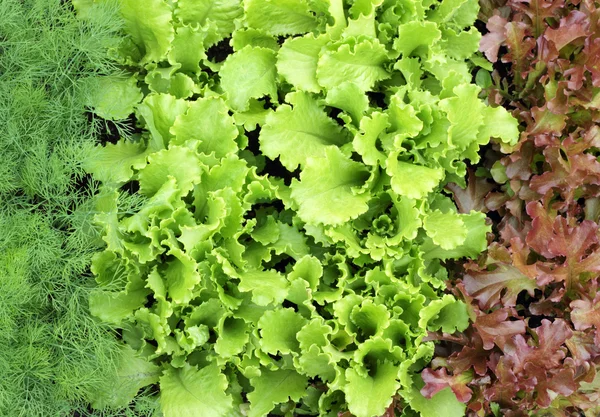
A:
[509,0,565,34]
[527,106,567,136]
[504,21,537,73]
[570,293,600,345]
[505,141,536,181]
[463,263,538,310]
[530,149,600,199]
[481,15,509,61]
[529,130,600,200]
[584,38,600,87]
[448,335,490,376]
[575,248,600,276]
[526,202,598,261]
[446,170,494,214]
[565,331,600,366]
[544,10,590,50]
[473,309,527,350]
[534,319,573,369]
[420,368,474,403]
[483,359,519,404]
[523,363,578,407]
[547,217,598,261]
[500,334,536,374]
[525,201,556,258]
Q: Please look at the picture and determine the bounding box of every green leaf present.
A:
[186,299,227,329]
[423,210,467,250]
[144,64,182,95]
[244,0,319,36]
[344,361,401,417]
[394,57,423,89]
[215,316,250,358]
[350,301,391,339]
[295,345,337,381]
[395,195,422,241]
[288,255,323,291]
[91,345,161,408]
[248,369,308,417]
[478,105,520,146]
[325,81,370,123]
[297,317,332,349]
[439,83,485,150]
[422,211,491,260]
[232,28,279,51]
[85,140,148,184]
[428,0,478,27]
[395,21,441,57]
[120,0,174,64]
[168,25,208,74]
[137,93,189,151]
[419,294,470,333]
[87,76,143,120]
[121,176,182,235]
[406,379,466,417]
[238,270,289,306]
[169,73,196,98]
[259,91,350,170]
[160,363,234,417]
[386,156,444,199]
[175,0,243,43]
[220,46,278,111]
[202,155,250,193]
[317,39,390,92]
[387,93,424,138]
[172,97,239,157]
[164,247,201,305]
[276,33,328,92]
[291,147,371,225]
[137,145,203,197]
[440,27,481,60]
[84,0,517,413]
[353,112,389,166]
[89,283,151,325]
[258,308,307,354]
[233,99,274,130]
[271,222,310,260]
[251,216,280,245]
[343,11,378,38]
[348,0,384,17]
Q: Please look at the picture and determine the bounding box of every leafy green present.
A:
[316,39,391,92]
[247,369,308,417]
[160,364,233,417]
[260,91,350,170]
[291,147,371,225]
[83,0,520,416]
[220,46,278,111]
[345,361,402,417]
[120,0,174,64]
[244,0,319,36]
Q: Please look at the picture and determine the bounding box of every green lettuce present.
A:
[83,0,519,416]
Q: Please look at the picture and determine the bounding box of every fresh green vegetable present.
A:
[83,0,519,415]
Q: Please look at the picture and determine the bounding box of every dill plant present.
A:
[0,0,158,415]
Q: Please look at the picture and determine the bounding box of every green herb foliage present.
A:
[84,0,519,416]
[0,0,159,415]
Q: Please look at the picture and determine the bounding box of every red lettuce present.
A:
[422,0,600,414]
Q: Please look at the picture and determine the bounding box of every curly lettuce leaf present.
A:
[160,364,234,417]
[291,147,371,225]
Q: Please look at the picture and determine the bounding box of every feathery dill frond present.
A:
[0,0,159,415]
